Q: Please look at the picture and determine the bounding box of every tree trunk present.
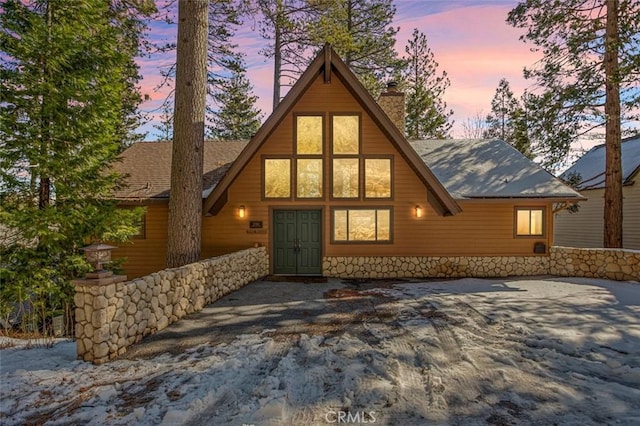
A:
[39,1,53,210]
[166,0,209,268]
[603,0,623,248]
[272,16,282,110]
[272,0,283,111]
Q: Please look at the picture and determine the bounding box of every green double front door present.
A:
[273,210,322,275]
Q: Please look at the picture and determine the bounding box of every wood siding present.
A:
[117,72,555,278]
[202,74,552,265]
[112,203,169,278]
[554,183,640,249]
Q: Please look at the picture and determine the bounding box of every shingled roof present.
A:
[112,141,248,200]
[560,135,640,190]
[411,139,584,200]
[114,138,583,203]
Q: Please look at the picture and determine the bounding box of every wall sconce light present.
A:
[415,205,423,218]
[238,205,246,218]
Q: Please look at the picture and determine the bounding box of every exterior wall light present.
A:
[81,243,116,272]
[415,205,423,218]
[239,205,246,218]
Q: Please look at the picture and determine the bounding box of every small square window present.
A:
[515,208,544,236]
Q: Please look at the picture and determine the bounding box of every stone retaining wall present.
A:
[323,255,550,278]
[74,247,269,364]
[550,246,640,281]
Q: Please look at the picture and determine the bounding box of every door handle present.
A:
[293,239,301,253]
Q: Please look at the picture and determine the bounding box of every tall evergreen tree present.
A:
[0,0,150,332]
[152,0,244,134]
[209,64,263,140]
[508,0,640,247]
[255,0,326,109]
[166,0,209,268]
[401,29,453,139]
[484,78,532,157]
[312,0,404,96]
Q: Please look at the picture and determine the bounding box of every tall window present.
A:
[296,115,323,155]
[515,207,544,236]
[264,159,291,198]
[365,158,391,198]
[331,114,392,199]
[263,115,324,199]
[297,158,322,198]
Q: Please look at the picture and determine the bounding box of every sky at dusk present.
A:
[137,1,550,145]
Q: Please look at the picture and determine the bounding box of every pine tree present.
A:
[312,0,404,97]
[153,101,174,141]
[166,0,209,268]
[209,64,263,140]
[508,0,640,247]
[0,0,150,333]
[255,0,326,109]
[402,29,453,139]
[485,78,532,157]
[152,1,244,132]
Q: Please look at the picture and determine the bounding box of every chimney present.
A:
[377,81,406,135]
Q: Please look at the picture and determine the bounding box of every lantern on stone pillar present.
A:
[81,243,116,274]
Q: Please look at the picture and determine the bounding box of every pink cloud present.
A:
[394,4,541,136]
[137,2,543,140]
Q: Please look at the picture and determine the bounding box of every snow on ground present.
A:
[1,276,639,425]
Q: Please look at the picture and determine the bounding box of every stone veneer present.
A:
[323,255,550,278]
[550,246,640,281]
[75,246,638,364]
[74,247,268,364]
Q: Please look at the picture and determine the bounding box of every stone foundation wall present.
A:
[550,246,640,281]
[323,255,550,278]
[74,247,269,364]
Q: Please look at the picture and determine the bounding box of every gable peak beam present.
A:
[324,44,332,84]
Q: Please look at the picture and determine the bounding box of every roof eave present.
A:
[457,195,587,202]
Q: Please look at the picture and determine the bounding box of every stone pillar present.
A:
[73,272,126,364]
[377,81,406,136]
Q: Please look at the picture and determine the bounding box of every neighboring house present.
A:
[113,44,582,278]
[555,135,640,249]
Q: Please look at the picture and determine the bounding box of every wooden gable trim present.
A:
[202,48,326,214]
[328,53,462,216]
[324,46,332,83]
[203,44,461,216]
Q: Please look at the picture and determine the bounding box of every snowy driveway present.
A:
[1,276,640,425]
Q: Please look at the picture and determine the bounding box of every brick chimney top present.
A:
[378,82,405,134]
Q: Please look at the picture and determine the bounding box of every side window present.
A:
[515,207,544,236]
[133,213,146,239]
